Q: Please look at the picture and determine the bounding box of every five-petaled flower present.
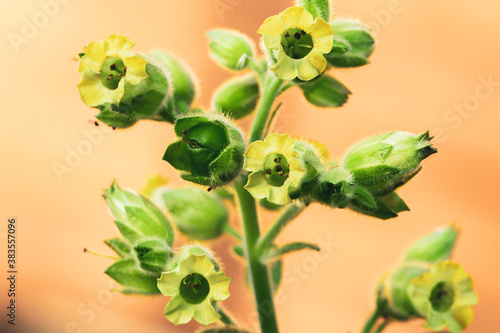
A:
[244,133,306,205]
[408,260,478,333]
[258,6,334,81]
[77,34,148,107]
[157,253,231,326]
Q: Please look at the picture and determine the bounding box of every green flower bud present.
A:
[404,225,458,263]
[343,131,437,196]
[134,239,173,273]
[289,140,325,200]
[148,51,196,114]
[208,29,254,70]
[167,245,221,272]
[212,73,260,119]
[377,261,432,320]
[163,112,245,187]
[300,75,351,108]
[296,0,330,22]
[96,59,173,128]
[101,181,176,295]
[160,187,228,240]
[324,18,375,68]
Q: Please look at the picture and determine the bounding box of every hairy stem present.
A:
[235,179,279,333]
[361,300,387,333]
[215,302,236,326]
[249,75,283,143]
[255,203,306,257]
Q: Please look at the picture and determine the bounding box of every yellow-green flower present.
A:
[258,6,334,81]
[244,133,306,205]
[77,35,148,107]
[157,253,231,326]
[408,260,478,333]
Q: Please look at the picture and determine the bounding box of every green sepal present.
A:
[212,73,260,119]
[208,29,254,70]
[160,187,228,240]
[296,0,330,22]
[312,167,353,208]
[78,52,85,58]
[377,261,432,320]
[104,258,161,295]
[233,245,244,257]
[214,187,234,200]
[133,239,173,273]
[352,186,377,209]
[378,192,410,214]
[104,237,132,258]
[262,242,320,261]
[347,194,407,220]
[95,106,137,129]
[300,75,351,108]
[148,51,196,114]
[404,225,458,263]
[325,18,375,68]
[103,181,174,246]
[163,112,245,187]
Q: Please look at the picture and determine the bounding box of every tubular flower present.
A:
[408,260,478,333]
[258,6,334,81]
[244,133,306,205]
[157,253,231,326]
[77,35,148,107]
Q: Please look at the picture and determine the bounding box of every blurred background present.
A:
[0,0,499,332]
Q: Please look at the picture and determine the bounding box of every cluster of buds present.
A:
[375,225,478,333]
[101,181,231,326]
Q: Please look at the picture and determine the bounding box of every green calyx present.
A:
[101,57,126,90]
[264,153,290,186]
[429,281,455,312]
[180,273,210,304]
[281,28,314,59]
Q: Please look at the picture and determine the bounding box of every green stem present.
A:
[214,302,236,326]
[278,82,294,95]
[374,319,390,333]
[223,224,242,240]
[249,75,283,143]
[255,203,305,257]
[235,179,279,333]
[361,300,387,333]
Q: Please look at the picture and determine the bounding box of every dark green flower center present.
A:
[179,273,210,304]
[281,28,314,59]
[101,57,127,90]
[264,153,290,187]
[429,281,455,312]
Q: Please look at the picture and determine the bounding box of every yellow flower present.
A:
[258,6,334,81]
[157,253,231,326]
[408,260,478,333]
[77,35,148,107]
[244,133,306,205]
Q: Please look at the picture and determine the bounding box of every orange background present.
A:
[1,0,499,332]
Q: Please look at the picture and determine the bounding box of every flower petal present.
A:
[77,69,124,106]
[407,271,436,315]
[78,40,106,73]
[268,185,291,205]
[178,254,214,277]
[271,50,298,80]
[264,132,294,152]
[163,295,195,326]
[258,15,286,50]
[309,18,334,53]
[279,6,314,29]
[449,306,474,333]
[192,300,220,326]
[296,54,325,81]
[244,140,268,172]
[207,271,232,301]
[104,34,135,57]
[244,171,270,199]
[157,270,182,297]
[123,55,148,85]
[424,309,448,332]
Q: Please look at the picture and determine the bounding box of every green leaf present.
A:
[297,0,330,22]
[263,242,320,261]
[353,186,377,209]
[104,237,131,258]
[378,192,409,214]
[95,107,137,129]
[104,258,160,295]
[300,75,351,108]
[133,239,172,273]
[270,260,282,293]
[404,225,458,263]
